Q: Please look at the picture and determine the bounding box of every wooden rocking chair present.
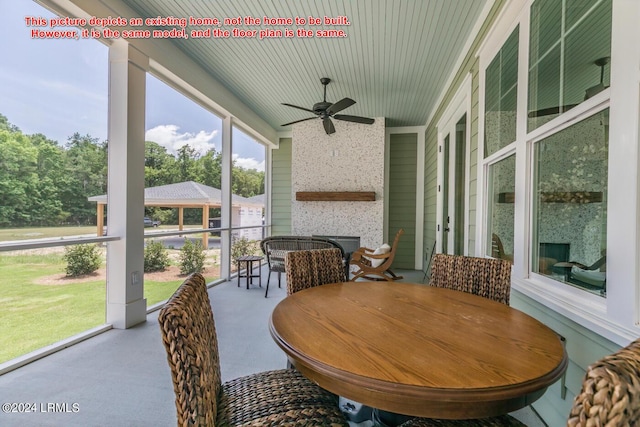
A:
[349,229,404,281]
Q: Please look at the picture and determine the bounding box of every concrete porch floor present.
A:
[0,267,543,426]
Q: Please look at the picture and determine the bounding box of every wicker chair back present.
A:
[429,254,513,305]
[285,248,346,295]
[158,273,350,426]
[158,273,221,426]
[568,338,640,426]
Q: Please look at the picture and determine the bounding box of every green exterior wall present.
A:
[423,0,505,262]
[271,137,292,235]
[389,133,417,269]
[468,59,480,257]
[510,292,620,425]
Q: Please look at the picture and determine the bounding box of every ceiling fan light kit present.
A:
[281,77,375,135]
[584,56,610,100]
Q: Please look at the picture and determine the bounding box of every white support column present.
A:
[607,0,640,327]
[106,40,148,329]
[221,116,233,279]
[264,146,273,237]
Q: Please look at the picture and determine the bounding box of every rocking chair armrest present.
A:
[362,252,392,260]
[350,251,365,262]
[354,247,376,254]
[351,247,380,260]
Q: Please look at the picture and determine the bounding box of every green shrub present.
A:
[144,240,170,273]
[63,244,102,277]
[231,236,251,259]
[231,236,260,270]
[179,238,205,275]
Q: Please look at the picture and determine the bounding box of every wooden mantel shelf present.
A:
[296,191,376,201]
[497,191,603,204]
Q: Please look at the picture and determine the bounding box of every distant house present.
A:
[88,181,265,244]
[238,194,265,240]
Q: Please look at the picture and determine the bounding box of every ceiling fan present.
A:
[280,77,375,135]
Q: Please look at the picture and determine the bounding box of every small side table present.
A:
[236,255,263,289]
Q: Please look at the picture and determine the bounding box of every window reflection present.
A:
[486,155,516,261]
[532,109,608,296]
[528,0,611,131]
[485,27,519,157]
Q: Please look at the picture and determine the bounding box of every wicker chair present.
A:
[261,236,345,297]
[429,253,513,305]
[285,248,346,295]
[157,273,349,426]
[567,338,640,426]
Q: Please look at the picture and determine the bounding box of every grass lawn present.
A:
[0,252,107,363]
[0,245,219,364]
[0,226,98,241]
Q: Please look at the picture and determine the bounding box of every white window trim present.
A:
[477,0,640,346]
[436,74,472,255]
[481,148,517,259]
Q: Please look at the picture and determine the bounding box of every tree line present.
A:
[0,114,264,227]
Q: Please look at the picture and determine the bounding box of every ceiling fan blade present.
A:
[333,114,375,125]
[281,117,317,126]
[326,98,355,115]
[282,103,316,114]
[323,117,336,135]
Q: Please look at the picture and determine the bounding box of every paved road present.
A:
[149,234,222,250]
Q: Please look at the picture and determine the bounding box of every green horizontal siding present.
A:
[510,290,620,425]
[389,133,417,269]
[271,138,292,236]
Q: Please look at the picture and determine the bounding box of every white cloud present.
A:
[145,124,218,155]
[233,154,265,172]
[145,125,263,171]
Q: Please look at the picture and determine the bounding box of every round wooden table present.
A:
[269,281,568,419]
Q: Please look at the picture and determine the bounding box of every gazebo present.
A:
[88,181,264,247]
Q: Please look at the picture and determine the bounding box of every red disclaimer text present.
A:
[24,15,350,40]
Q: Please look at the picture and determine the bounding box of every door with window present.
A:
[439,111,468,255]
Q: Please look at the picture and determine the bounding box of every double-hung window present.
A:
[477,0,640,341]
[484,27,519,262]
[527,0,611,296]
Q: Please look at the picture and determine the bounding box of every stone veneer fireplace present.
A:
[291,117,385,249]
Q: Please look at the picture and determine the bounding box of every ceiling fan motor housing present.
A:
[313,101,332,115]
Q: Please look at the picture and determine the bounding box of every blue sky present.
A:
[0,0,265,171]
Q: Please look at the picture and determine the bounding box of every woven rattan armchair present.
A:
[349,229,404,281]
[429,253,513,305]
[285,248,346,295]
[567,338,640,426]
[157,273,349,426]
